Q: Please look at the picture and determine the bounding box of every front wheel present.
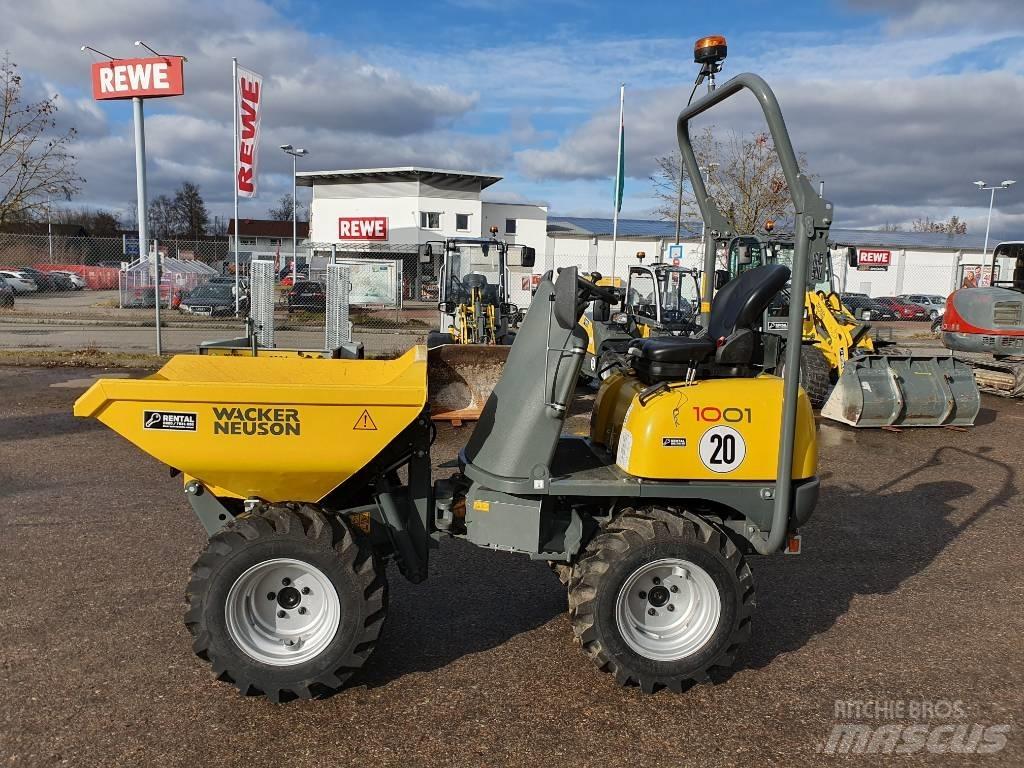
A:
[185,505,387,702]
[929,309,939,321]
[568,508,754,693]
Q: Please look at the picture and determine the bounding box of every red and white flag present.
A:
[235,65,263,199]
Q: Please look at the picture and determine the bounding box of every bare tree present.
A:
[268,193,307,222]
[651,126,814,234]
[878,221,903,232]
[147,194,177,240]
[911,215,967,235]
[52,206,121,235]
[172,181,209,239]
[0,54,82,226]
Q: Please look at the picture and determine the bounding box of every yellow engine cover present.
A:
[599,374,816,482]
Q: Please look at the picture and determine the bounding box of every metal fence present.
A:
[0,231,964,360]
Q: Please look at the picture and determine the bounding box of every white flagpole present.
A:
[611,83,624,281]
[232,57,240,316]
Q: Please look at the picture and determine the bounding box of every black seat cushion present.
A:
[635,336,715,364]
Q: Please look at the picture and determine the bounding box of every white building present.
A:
[296,167,547,303]
[546,217,996,298]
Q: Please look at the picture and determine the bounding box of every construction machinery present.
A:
[941,240,1024,396]
[579,255,703,381]
[424,233,535,422]
[718,233,980,427]
[75,45,826,701]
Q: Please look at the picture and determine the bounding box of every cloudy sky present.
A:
[4,0,1024,235]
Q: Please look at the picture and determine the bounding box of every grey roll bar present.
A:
[676,73,833,555]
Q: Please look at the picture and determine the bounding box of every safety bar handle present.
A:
[676,73,833,556]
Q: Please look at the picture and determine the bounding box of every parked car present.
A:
[207,276,250,296]
[280,271,308,288]
[875,296,929,321]
[0,270,38,293]
[897,293,946,320]
[841,294,896,321]
[18,266,74,292]
[0,275,14,308]
[179,283,247,317]
[287,281,326,314]
[49,270,87,290]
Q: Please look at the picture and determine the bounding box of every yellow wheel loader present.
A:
[75,45,829,701]
[717,234,980,427]
[579,255,702,382]
[422,234,536,422]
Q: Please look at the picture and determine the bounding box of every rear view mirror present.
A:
[438,300,456,313]
[715,269,731,290]
[737,245,751,265]
[846,246,857,268]
[418,244,433,264]
[506,246,536,268]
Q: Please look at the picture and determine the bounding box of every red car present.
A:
[875,297,928,321]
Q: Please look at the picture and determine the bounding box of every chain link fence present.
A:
[0,232,978,358]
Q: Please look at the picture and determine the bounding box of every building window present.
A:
[505,218,517,235]
[268,238,282,247]
[240,238,257,246]
[456,213,470,232]
[420,211,441,229]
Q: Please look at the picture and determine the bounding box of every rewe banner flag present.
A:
[235,65,263,199]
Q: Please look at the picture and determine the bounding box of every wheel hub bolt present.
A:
[648,608,657,616]
[277,610,287,619]
[670,585,679,593]
[638,590,647,599]
[301,587,311,595]
[298,607,308,615]
[667,604,675,612]
[266,592,276,601]
[652,577,661,585]
[282,577,292,586]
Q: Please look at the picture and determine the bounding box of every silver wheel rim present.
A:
[615,558,721,662]
[225,557,341,667]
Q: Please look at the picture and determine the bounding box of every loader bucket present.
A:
[820,355,981,428]
[428,344,509,422]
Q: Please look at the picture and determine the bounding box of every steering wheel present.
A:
[576,272,620,305]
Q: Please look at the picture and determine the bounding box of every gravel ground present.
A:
[1,365,1022,767]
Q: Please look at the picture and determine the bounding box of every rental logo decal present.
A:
[338,217,388,241]
[91,57,185,100]
[143,410,197,431]
[858,249,891,272]
[213,407,300,436]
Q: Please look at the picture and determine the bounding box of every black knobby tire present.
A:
[781,345,832,409]
[568,508,754,693]
[185,504,387,702]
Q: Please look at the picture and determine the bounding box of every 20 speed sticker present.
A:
[698,425,746,473]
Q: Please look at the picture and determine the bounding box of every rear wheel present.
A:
[779,345,832,409]
[568,508,754,693]
[185,505,387,702]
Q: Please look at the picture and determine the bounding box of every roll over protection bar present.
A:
[676,73,833,554]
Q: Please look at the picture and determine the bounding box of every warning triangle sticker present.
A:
[353,409,378,431]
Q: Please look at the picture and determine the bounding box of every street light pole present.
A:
[974,179,1016,285]
[280,145,308,285]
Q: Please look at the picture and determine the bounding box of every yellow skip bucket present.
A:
[74,346,427,502]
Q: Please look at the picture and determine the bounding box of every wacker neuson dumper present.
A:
[76,40,825,701]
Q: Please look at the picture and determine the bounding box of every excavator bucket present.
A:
[428,344,510,422]
[820,354,981,428]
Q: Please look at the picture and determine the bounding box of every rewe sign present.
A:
[858,249,891,271]
[91,57,185,100]
[235,66,263,199]
[339,217,388,241]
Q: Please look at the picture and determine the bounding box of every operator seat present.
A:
[631,264,790,383]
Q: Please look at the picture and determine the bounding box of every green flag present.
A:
[614,87,625,213]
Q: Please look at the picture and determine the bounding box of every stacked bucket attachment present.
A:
[427,344,509,424]
[820,354,981,428]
